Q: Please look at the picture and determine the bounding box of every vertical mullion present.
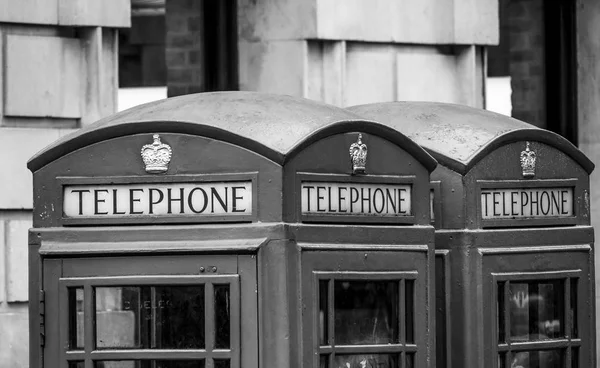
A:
[565,277,572,368]
[230,277,241,368]
[84,284,94,368]
[150,287,157,349]
[399,279,406,346]
[59,285,69,368]
[328,279,334,366]
[503,281,510,351]
[206,282,215,368]
[565,278,571,339]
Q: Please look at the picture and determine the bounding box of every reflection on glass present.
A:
[334,281,399,345]
[334,354,397,368]
[498,353,506,368]
[68,362,84,368]
[319,355,328,368]
[213,359,230,368]
[319,280,328,346]
[95,360,205,368]
[572,347,579,368]
[405,280,414,343]
[95,286,205,349]
[214,285,230,349]
[570,279,578,338]
[497,282,505,343]
[509,281,564,342]
[68,288,84,350]
[509,350,562,368]
[405,353,415,368]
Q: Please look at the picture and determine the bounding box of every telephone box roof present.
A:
[28,92,437,172]
[349,101,594,175]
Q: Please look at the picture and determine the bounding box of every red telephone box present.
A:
[28,92,438,368]
[350,101,596,368]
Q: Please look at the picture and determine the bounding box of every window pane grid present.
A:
[317,275,417,367]
[496,276,579,368]
[64,276,239,368]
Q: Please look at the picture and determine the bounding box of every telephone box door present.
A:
[42,254,258,368]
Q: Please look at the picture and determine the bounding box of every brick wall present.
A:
[507,0,546,128]
[165,0,205,97]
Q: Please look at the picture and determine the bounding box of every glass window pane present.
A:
[95,361,205,368]
[69,362,84,368]
[214,359,230,368]
[334,281,399,345]
[570,278,578,338]
[405,280,414,344]
[319,355,329,368]
[319,280,328,346]
[154,286,205,349]
[509,350,563,368]
[96,287,143,348]
[68,288,84,350]
[498,353,506,368]
[334,354,398,368]
[572,347,579,368]
[96,286,205,349]
[214,285,230,349]
[497,282,505,343]
[509,280,564,341]
[406,353,415,368]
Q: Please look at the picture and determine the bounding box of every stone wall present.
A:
[0,0,129,366]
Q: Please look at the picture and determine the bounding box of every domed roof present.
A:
[29,92,437,172]
[349,101,594,174]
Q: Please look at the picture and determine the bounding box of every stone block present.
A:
[58,0,130,27]
[0,220,4,303]
[0,310,29,368]
[345,43,396,106]
[5,35,82,119]
[0,128,76,209]
[238,40,306,96]
[454,0,499,45]
[0,0,58,25]
[238,0,316,41]
[395,47,460,104]
[6,219,31,302]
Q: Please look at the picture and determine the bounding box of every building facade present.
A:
[2,0,600,366]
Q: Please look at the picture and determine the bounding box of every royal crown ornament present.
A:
[141,134,172,173]
[520,141,536,178]
[349,133,368,174]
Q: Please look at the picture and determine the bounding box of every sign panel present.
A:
[301,181,411,216]
[481,187,573,219]
[63,181,252,218]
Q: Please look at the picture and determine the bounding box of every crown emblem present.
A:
[520,141,536,178]
[349,133,368,174]
[141,134,172,173]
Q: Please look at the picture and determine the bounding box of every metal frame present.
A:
[58,275,240,368]
[312,270,420,368]
[490,270,582,368]
[58,173,259,226]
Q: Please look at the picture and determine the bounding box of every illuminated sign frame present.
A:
[58,173,258,225]
[297,173,415,224]
[476,179,578,228]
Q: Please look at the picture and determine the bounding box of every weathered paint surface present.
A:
[350,101,596,368]
[29,92,437,368]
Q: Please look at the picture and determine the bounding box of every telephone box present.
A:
[349,102,596,368]
[28,92,438,368]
